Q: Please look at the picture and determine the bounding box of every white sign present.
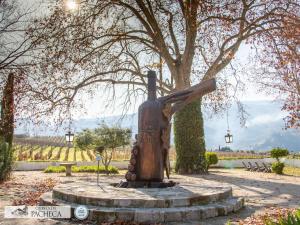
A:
[74,205,89,220]
[96,155,101,161]
[4,206,71,219]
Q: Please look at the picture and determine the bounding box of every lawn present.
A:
[284,166,300,176]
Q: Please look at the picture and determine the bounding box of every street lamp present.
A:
[65,131,74,143]
[225,130,233,144]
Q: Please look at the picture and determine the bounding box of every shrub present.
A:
[272,162,285,174]
[76,123,131,174]
[44,165,119,174]
[94,123,131,174]
[270,148,289,162]
[270,148,289,175]
[44,166,66,173]
[0,140,13,182]
[265,209,300,225]
[205,152,218,170]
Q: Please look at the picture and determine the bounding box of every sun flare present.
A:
[66,0,78,11]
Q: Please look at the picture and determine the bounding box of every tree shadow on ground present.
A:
[180,170,300,224]
[185,170,300,207]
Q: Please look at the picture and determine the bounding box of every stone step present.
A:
[52,181,233,208]
[40,192,244,223]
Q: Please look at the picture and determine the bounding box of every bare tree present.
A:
[254,16,299,129]
[0,0,50,132]
[0,0,37,76]
[0,0,42,181]
[0,0,39,113]
[27,0,299,173]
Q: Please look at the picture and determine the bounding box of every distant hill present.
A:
[204,101,299,151]
[15,100,300,152]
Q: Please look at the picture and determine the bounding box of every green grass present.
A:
[44,165,119,174]
[283,166,300,176]
[44,166,66,173]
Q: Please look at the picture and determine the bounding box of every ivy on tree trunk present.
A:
[174,100,207,174]
[0,73,15,182]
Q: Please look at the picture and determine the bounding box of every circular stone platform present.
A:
[40,180,244,223]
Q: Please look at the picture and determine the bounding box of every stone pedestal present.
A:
[40,179,244,223]
[59,162,76,176]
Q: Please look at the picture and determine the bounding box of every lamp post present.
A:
[225,107,233,144]
[65,131,74,153]
[95,146,105,190]
[65,131,74,144]
[225,130,233,144]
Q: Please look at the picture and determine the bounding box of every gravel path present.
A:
[0,169,299,225]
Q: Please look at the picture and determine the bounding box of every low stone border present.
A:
[51,180,232,208]
[13,158,300,171]
[40,179,244,223]
[40,192,244,223]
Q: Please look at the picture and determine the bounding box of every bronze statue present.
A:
[125,71,216,185]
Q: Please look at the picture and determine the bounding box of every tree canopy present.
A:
[75,123,132,150]
[23,0,299,173]
[26,0,299,120]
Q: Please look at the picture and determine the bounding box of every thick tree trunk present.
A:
[172,66,207,174]
[0,73,14,182]
[0,73,14,145]
[174,99,207,174]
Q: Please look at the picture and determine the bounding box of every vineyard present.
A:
[13,136,92,162]
[12,136,274,162]
[12,135,133,162]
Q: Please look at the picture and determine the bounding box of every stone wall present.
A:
[12,158,300,171]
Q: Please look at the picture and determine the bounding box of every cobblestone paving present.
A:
[0,169,299,225]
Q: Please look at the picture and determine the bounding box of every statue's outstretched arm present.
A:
[158,78,216,115]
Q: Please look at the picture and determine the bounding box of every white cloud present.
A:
[246,112,286,127]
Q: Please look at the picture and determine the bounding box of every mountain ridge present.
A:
[15,100,300,151]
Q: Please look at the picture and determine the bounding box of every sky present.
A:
[71,43,277,120]
[13,0,300,152]
[20,0,279,121]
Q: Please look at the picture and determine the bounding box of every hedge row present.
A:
[44,165,119,174]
